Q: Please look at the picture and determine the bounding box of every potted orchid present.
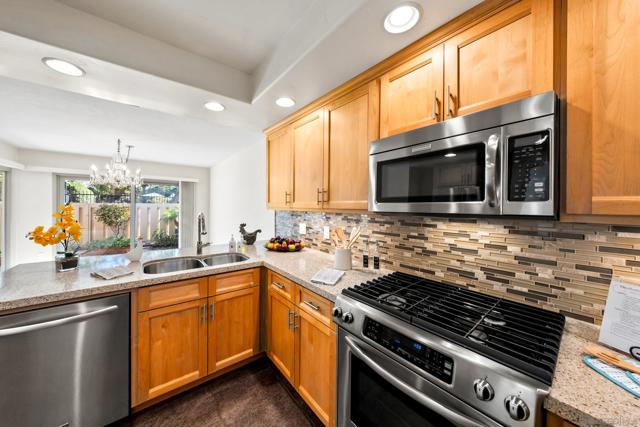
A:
[26,204,82,272]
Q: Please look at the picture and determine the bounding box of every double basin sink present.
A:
[143,253,249,275]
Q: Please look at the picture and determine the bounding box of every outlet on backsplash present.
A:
[323,225,330,240]
[298,222,306,235]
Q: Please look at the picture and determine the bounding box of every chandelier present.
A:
[90,139,143,188]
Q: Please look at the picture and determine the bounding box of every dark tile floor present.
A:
[113,359,323,427]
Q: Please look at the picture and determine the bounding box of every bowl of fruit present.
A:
[265,236,305,252]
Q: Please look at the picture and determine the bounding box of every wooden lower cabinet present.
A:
[295,308,336,427]
[267,287,296,383]
[208,285,260,374]
[137,298,208,402]
[267,270,337,426]
[546,412,578,427]
[134,268,261,406]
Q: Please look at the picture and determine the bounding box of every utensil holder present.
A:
[335,248,352,271]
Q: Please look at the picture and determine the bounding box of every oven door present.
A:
[369,127,501,215]
[337,329,503,427]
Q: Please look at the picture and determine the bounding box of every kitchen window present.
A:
[58,176,181,255]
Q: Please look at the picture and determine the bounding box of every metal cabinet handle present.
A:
[0,305,119,337]
[273,281,285,290]
[486,134,500,209]
[293,312,300,330]
[285,191,291,204]
[447,85,455,117]
[303,300,321,311]
[316,188,322,204]
[210,302,215,320]
[201,304,206,324]
[322,189,328,203]
[287,308,293,330]
[344,336,491,427]
[432,90,438,120]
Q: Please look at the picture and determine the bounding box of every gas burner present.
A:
[468,328,488,344]
[483,310,507,327]
[377,293,408,309]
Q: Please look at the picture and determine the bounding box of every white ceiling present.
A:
[0,0,482,167]
[57,0,316,73]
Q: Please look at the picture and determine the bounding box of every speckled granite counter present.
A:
[546,318,640,427]
[0,243,386,313]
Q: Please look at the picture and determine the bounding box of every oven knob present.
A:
[504,396,530,421]
[332,307,343,319]
[342,312,354,324]
[473,379,494,401]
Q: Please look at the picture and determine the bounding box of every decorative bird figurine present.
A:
[239,223,262,245]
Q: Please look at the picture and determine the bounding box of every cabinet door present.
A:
[380,45,443,137]
[443,0,554,118]
[323,81,379,210]
[208,286,259,374]
[267,288,296,383]
[292,110,325,210]
[137,298,207,402]
[295,308,336,427]
[267,127,293,209]
[565,0,640,216]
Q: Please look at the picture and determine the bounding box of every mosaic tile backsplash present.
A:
[275,211,640,324]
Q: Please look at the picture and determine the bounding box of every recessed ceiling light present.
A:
[41,57,85,77]
[444,153,457,158]
[275,97,296,108]
[204,101,225,112]
[384,3,421,34]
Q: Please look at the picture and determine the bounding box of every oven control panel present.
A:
[363,318,454,384]
[507,130,550,202]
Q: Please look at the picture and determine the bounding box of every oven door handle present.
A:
[344,335,491,427]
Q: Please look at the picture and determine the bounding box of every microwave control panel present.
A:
[363,317,454,384]
[507,130,551,202]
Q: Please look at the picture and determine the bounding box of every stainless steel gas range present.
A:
[333,272,565,427]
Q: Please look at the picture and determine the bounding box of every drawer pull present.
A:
[201,304,206,324]
[303,300,321,311]
[287,309,294,330]
[273,282,285,290]
[210,302,215,320]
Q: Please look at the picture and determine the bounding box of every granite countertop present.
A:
[546,318,640,427]
[0,242,385,313]
[4,244,640,427]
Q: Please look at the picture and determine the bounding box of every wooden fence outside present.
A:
[72,203,179,246]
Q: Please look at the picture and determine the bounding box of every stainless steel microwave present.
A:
[369,92,557,216]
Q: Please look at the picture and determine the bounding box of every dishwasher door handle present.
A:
[0,305,119,337]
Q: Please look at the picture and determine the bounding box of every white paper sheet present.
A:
[599,280,640,353]
[311,268,345,286]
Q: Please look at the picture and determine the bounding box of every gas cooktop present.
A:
[342,271,565,385]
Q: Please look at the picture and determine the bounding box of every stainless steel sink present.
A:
[142,253,249,274]
[142,257,205,274]
[200,253,249,266]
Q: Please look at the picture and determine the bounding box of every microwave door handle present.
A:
[344,336,494,427]
[486,134,500,208]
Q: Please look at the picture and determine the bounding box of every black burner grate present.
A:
[343,271,565,385]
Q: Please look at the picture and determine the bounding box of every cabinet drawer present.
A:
[268,271,295,301]
[297,287,333,327]
[208,268,260,295]
[138,278,207,312]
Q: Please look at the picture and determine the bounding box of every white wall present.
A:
[210,141,274,244]
[0,146,210,268]
[7,169,55,267]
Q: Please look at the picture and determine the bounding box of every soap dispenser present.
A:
[229,234,237,252]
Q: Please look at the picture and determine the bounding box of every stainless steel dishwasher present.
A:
[0,293,130,427]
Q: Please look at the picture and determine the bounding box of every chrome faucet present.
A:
[197,212,210,254]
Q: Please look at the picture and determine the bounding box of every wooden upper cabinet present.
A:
[292,110,325,210]
[565,0,640,217]
[443,0,554,118]
[323,81,379,210]
[380,45,444,137]
[267,127,293,209]
[208,286,259,374]
[137,298,208,402]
